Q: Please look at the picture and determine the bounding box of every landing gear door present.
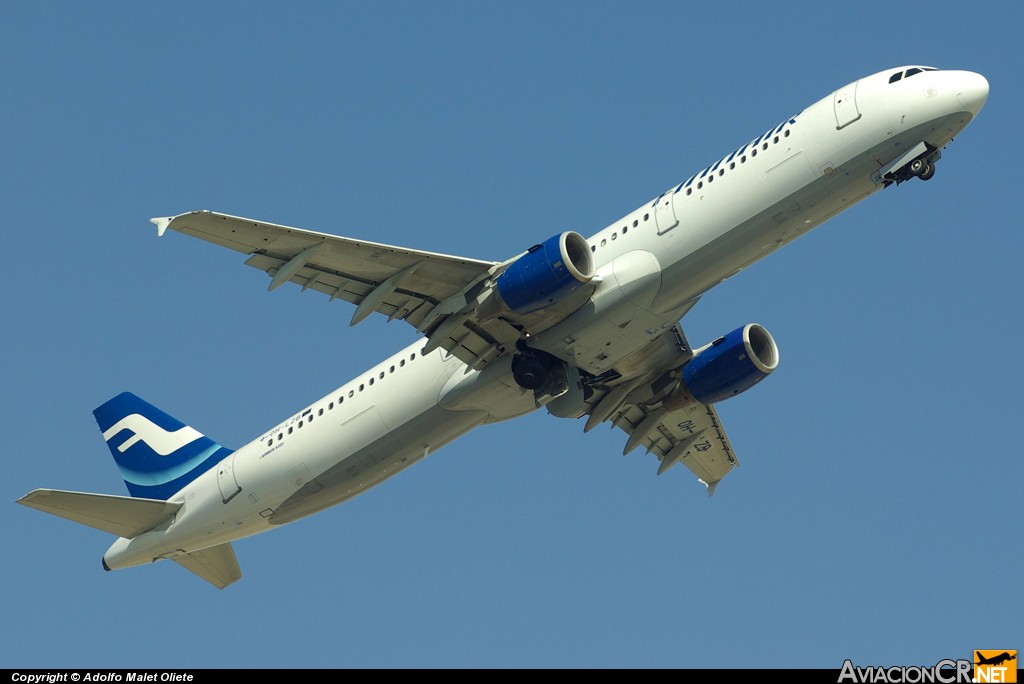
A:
[217,453,242,504]
[654,191,679,234]
[833,81,861,129]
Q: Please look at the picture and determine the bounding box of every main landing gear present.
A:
[511,346,566,394]
[510,343,587,417]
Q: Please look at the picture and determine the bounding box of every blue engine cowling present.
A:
[681,323,779,405]
[494,232,595,315]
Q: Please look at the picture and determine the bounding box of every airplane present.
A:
[976,652,1016,667]
[17,65,989,589]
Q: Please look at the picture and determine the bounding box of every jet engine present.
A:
[488,232,595,315]
[665,323,779,408]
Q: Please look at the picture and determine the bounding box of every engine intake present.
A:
[492,232,595,315]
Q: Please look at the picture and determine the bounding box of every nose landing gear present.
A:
[873,142,941,187]
[908,157,936,181]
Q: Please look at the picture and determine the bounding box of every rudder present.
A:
[94,392,232,500]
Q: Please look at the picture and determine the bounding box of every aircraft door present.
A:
[217,453,242,503]
[833,81,861,129]
[654,191,679,234]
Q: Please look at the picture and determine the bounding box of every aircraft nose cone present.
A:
[957,71,989,116]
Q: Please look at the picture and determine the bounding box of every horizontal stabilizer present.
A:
[173,543,242,589]
[16,489,181,539]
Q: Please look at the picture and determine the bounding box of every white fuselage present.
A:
[104,67,987,570]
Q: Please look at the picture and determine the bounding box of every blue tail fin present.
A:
[93,392,233,500]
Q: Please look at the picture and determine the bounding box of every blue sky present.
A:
[3,1,1019,669]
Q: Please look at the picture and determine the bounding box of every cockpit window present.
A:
[890,66,940,84]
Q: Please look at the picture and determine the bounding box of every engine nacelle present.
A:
[492,232,595,315]
[667,323,779,407]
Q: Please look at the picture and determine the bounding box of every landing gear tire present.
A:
[918,161,935,181]
[512,355,550,390]
[908,158,926,177]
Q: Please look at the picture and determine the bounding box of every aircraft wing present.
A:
[152,211,525,369]
[610,402,738,495]
[581,322,739,494]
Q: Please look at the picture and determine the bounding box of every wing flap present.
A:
[16,489,182,538]
[244,252,374,307]
[172,543,242,590]
[612,402,739,494]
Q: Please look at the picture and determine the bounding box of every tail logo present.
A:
[103,414,203,456]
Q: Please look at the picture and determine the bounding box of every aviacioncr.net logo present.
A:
[838,659,973,683]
